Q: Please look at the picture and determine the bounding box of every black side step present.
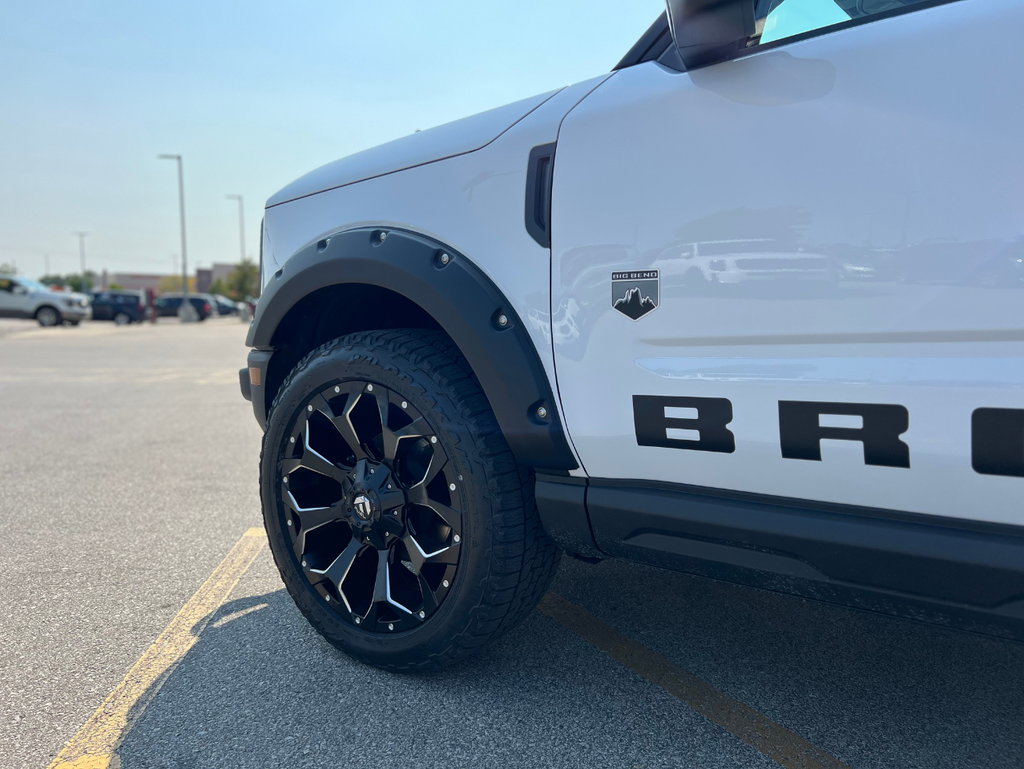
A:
[536,473,1024,643]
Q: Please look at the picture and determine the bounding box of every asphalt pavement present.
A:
[1,317,1022,769]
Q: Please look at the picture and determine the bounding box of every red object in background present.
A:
[146,288,157,323]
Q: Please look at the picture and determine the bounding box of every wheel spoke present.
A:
[385,561,415,616]
[318,537,363,591]
[374,389,399,462]
[381,416,430,462]
[418,574,438,614]
[372,388,396,433]
[424,499,460,530]
[404,534,457,568]
[405,489,461,532]
[290,528,305,562]
[409,453,447,491]
[332,394,369,463]
[366,549,390,617]
[284,493,346,557]
[427,544,460,565]
[296,501,346,532]
[379,512,405,538]
[402,534,426,574]
[377,487,405,511]
[394,418,429,440]
[282,421,348,483]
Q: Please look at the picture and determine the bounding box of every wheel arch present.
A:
[247,227,578,472]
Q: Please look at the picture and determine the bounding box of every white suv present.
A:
[0,276,91,327]
[241,0,1024,671]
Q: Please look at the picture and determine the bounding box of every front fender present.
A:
[247,227,578,471]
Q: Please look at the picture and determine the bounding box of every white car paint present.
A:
[262,75,611,448]
[266,90,559,208]
[261,0,1023,528]
[551,0,1024,526]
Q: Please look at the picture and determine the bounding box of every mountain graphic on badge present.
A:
[611,270,659,320]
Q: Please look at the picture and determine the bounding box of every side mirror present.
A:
[665,0,755,70]
[12,285,28,295]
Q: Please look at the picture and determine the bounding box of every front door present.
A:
[551,0,1024,526]
[0,278,31,318]
[92,293,113,320]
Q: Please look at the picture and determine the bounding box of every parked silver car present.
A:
[0,276,91,326]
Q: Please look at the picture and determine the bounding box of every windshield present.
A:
[18,277,51,293]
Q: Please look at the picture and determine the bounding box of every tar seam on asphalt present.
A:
[46,528,267,769]
[538,592,851,769]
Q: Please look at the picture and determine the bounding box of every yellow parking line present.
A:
[47,527,267,769]
[539,592,851,769]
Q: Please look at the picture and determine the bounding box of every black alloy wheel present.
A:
[280,380,461,632]
[261,329,562,671]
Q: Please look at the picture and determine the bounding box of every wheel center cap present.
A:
[352,494,374,521]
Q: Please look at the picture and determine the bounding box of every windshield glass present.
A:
[759,0,930,44]
[18,277,51,292]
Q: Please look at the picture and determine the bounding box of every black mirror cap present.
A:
[665,0,755,69]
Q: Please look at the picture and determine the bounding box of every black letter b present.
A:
[633,395,735,454]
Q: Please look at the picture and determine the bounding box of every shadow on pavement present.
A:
[114,558,1024,769]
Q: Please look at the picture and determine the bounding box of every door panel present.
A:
[92,295,112,320]
[0,278,18,317]
[551,1,1024,526]
[0,280,33,318]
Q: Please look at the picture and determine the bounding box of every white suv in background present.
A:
[0,276,91,327]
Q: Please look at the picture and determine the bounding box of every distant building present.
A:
[197,263,237,294]
[196,268,212,293]
[101,271,166,292]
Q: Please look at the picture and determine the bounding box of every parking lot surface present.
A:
[1,318,1022,769]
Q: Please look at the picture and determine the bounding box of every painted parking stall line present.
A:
[47,528,267,769]
[539,592,850,769]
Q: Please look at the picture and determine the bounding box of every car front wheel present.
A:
[260,329,561,672]
[35,306,61,327]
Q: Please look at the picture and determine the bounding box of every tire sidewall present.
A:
[261,338,503,667]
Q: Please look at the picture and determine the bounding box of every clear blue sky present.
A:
[0,1,663,278]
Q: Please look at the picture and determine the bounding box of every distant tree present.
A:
[0,262,17,275]
[208,277,229,297]
[108,282,124,290]
[226,258,260,301]
[65,271,98,292]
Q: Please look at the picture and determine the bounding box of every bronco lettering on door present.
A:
[634,395,1023,478]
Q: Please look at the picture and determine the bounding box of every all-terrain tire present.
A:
[260,329,561,672]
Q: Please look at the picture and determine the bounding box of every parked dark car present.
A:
[154,293,215,320]
[90,290,146,325]
[212,294,238,315]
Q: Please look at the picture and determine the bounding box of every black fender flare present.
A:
[247,227,578,471]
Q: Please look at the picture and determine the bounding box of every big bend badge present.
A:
[611,270,659,320]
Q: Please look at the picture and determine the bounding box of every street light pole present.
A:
[158,154,197,322]
[73,232,88,292]
[225,194,246,263]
